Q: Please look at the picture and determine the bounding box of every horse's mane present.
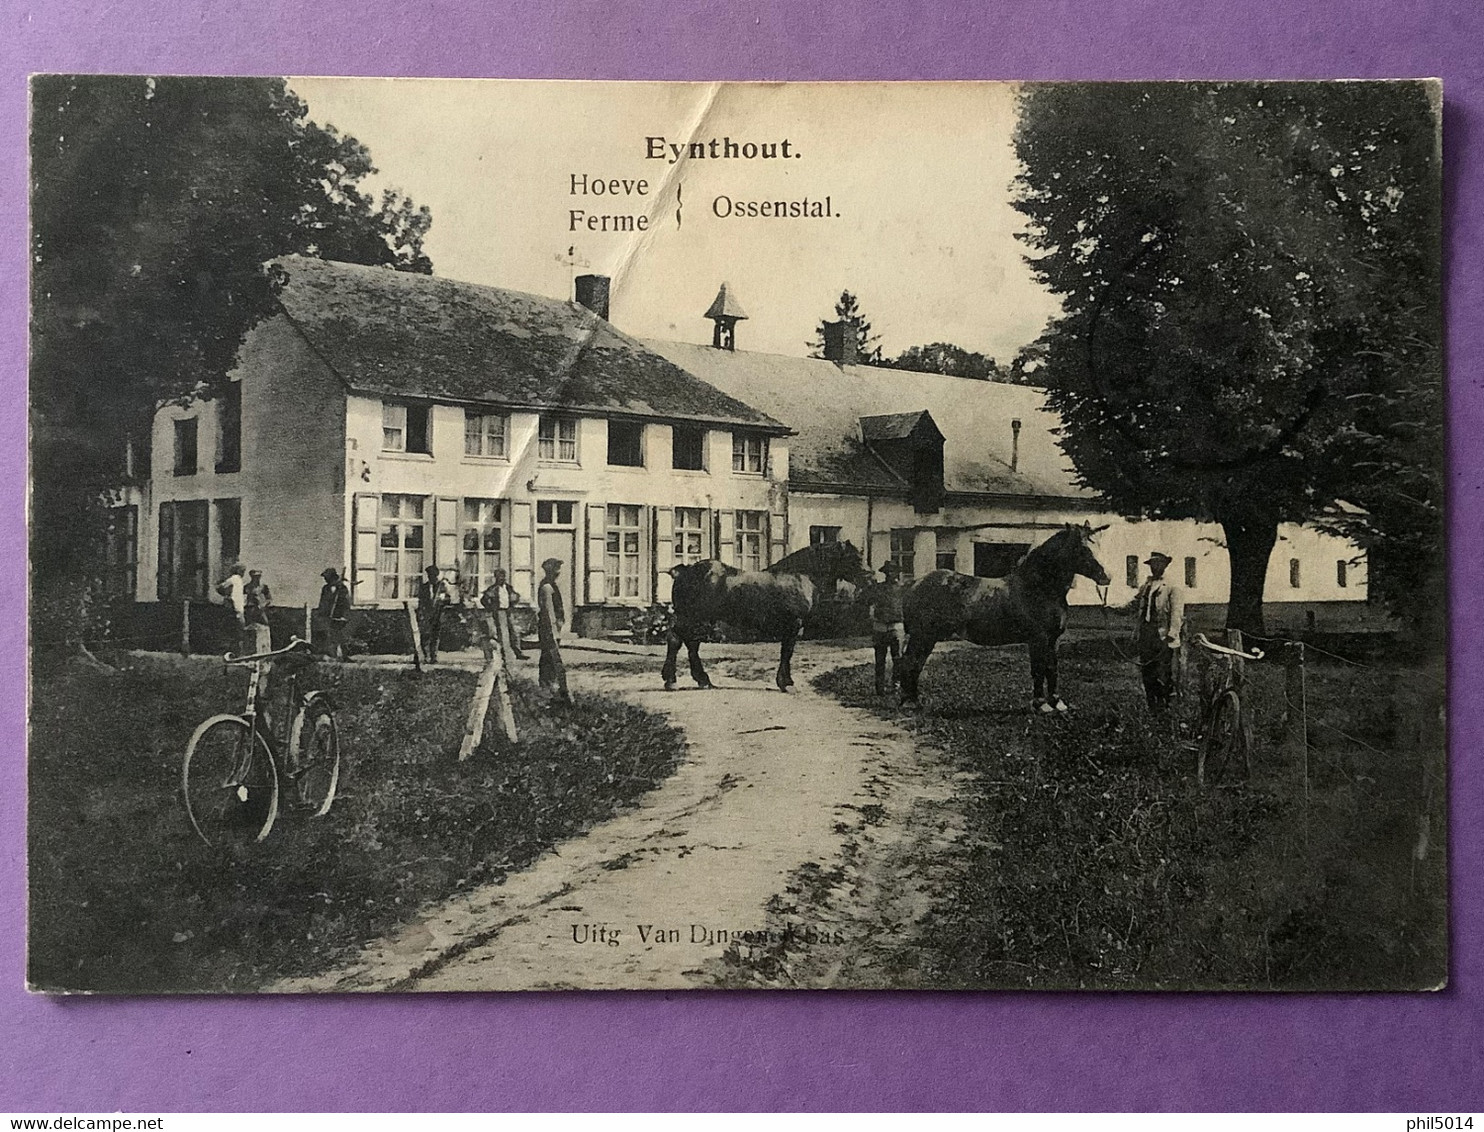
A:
[1018,528,1083,590]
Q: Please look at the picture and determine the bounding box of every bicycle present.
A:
[181,635,341,848]
[1193,633,1261,787]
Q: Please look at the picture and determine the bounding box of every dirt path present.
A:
[274,645,963,992]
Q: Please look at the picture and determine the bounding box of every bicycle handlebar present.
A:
[222,636,312,665]
[1194,633,1264,661]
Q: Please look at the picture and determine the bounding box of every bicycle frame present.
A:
[225,636,313,753]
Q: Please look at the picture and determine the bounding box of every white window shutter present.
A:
[435,496,459,573]
[717,509,736,566]
[585,502,607,604]
[509,500,534,602]
[654,505,673,603]
[352,492,380,604]
[768,509,787,566]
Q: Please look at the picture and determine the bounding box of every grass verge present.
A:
[815,641,1446,990]
[29,653,686,993]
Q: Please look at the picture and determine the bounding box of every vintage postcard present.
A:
[28,78,1445,993]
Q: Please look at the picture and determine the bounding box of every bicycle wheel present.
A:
[287,696,340,817]
[182,714,280,847]
[1198,690,1250,787]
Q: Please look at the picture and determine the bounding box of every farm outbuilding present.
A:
[112,262,1373,642]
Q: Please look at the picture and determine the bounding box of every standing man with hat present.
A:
[241,568,274,659]
[537,557,571,704]
[867,560,909,697]
[1131,550,1185,713]
[417,565,452,665]
[318,568,352,659]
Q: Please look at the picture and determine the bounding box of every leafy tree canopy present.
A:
[884,342,1011,382]
[31,75,433,574]
[1013,81,1441,632]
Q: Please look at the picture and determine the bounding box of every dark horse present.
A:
[663,540,873,692]
[898,524,1111,712]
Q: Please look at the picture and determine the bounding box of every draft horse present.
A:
[898,523,1111,712]
[662,540,873,692]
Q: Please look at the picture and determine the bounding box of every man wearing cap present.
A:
[537,557,571,704]
[417,565,452,664]
[317,568,351,659]
[1131,551,1185,713]
[243,568,273,654]
[867,561,908,697]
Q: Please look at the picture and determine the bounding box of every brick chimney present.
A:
[821,320,858,366]
[574,274,610,321]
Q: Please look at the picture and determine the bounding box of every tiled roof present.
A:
[272,257,786,431]
[860,411,938,443]
[643,341,1094,500]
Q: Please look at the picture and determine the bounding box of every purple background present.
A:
[3,0,1481,1112]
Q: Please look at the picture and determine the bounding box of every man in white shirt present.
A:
[1132,551,1185,714]
[216,563,247,627]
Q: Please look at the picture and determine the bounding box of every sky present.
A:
[288,79,1063,362]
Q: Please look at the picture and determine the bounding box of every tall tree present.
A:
[884,343,1008,381]
[808,290,883,362]
[1012,81,1442,633]
[30,75,433,580]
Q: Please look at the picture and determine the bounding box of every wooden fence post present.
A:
[403,600,423,670]
[459,613,518,760]
[1282,641,1308,792]
[180,599,191,657]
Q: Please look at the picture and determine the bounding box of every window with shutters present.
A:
[605,504,643,598]
[737,510,766,571]
[461,498,504,596]
[890,529,916,581]
[1126,554,1140,588]
[675,507,707,565]
[810,525,841,546]
[607,420,645,467]
[378,494,427,599]
[732,432,766,474]
[538,415,578,462]
[383,403,431,454]
[672,426,706,471]
[1184,556,1198,589]
[463,411,508,458]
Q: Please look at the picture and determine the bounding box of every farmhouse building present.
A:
[139,257,790,635]
[120,259,1369,641]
